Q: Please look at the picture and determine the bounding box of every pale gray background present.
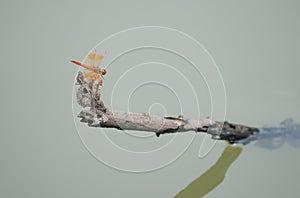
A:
[1,0,299,197]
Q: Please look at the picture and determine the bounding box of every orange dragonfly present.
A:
[70,49,107,85]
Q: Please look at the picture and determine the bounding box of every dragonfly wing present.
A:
[95,54,104,67]
[87,50,96,67]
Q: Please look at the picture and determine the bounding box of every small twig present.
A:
[75,71,259,144]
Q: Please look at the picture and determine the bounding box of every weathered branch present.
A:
[75,71,259,144]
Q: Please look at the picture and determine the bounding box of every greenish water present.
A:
[1,1,299,197]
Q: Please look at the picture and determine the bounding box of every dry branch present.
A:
[75,71,259,144]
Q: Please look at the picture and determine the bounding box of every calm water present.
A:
[1,1,299,197]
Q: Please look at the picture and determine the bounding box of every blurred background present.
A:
[0,0,299,197]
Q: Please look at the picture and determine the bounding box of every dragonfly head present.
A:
[101,69,107,75]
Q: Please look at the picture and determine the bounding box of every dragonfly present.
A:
[70,49,107,85]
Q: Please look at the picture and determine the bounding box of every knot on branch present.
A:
[78,109,108,127]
